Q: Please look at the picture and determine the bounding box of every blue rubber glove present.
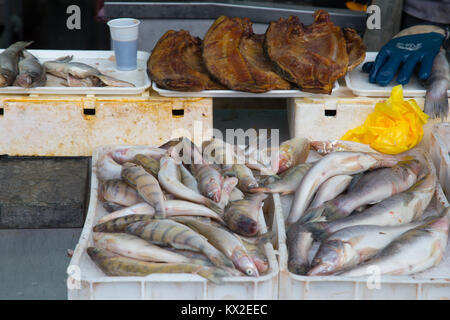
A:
[367,32,445,86]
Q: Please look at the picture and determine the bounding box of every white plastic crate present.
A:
[287,96,450,150]
[67,145,279,300]
[430,123,450,201]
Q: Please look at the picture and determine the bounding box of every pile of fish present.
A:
[261,140,450,277]
[0,41,134,88]
[88,137,282,284]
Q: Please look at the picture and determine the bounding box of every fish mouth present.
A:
[307,262,337,276]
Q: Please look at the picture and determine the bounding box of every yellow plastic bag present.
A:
[341,85,428,154]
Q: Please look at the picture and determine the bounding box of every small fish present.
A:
[14,50,46,88]
[309,175,353,209]
[94,214,153,233]
[99,179,143,207]
[192,163,223,203]
[287,151,402,225]
[126,219,235,269]
[424,48,449,119]
[133,154,160,177]
[250,163,312,195]
[339,210,449,277]
[121,163,166,218]
[302,160,422,223]
[224,193,267,237]
[239,238,269,274]
[0,41,33,87]
[224,164,259,192]
[179,163,199,193]
[96,153,123,181]
[158,154,222,214]
[218,177,239,209]
[277,137,310,173]
[308,222,423,276]
[102,201,126,213]
[87,246,230,284]
[44,55,135,87]
[110,146,166,164]
[93,232,191,263]
[174,217,259,276]
[286,222,314,275]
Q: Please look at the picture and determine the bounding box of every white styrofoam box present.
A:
[0,50,150,95]
[274,183,450,300]
[430,123,450,200]
[68,145,279,300]
[287,96,450,150]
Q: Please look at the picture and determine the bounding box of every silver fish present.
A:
[424,48,449,119]
[308,175,353,209]
[0,41,33,87]
[14,50,46,88]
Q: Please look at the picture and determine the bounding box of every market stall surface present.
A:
[0,106,289,300]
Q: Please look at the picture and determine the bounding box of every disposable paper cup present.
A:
[107,18,140,71]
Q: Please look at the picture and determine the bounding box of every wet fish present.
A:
[14,50,46,88]
[0,41,33,87]
[96,153,123,181]
[277,137,310,174]
[224,193,267,237]
[311,140,379,155]
[98,202,155,224]
[94,214,153,232]
[339,210,449,277]
[250,163,312,195]
[218,177,239,209]
[192,163,223,203]
[239,238,269,274]
[174,217,259,276]
[309,175,353,209]
[93,232,191,263]
[126,219,235,269]
[99,179,142,207]
[44,55,135,87]
[111,146,166,164]
[308,222,423,276]
[286,222,314,275]
[225,164,258,192]
[158,154,222,214]
[121,163,166,218]
[302,160,422,222]
[229,187,245,202]
[287,151,402,225]
[424,48,449,119]
[179,163,199,193]
[87,246,230,284]
[133,154,160,177]
[102,201,126,213]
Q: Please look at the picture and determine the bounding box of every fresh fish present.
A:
[308,222,423,276]
[218,177,239,209]
[277,137,310,173]
[44,55,135,87]
[287,151,402,224]
[99,179,142,207]
[173,217,259,276]
[126,219,235,269]
[286,223,314,275]
[424,48,449,119]
[93,232,191,263]
[158,154,222,214]
[250,163,312,194]
[94,214,153,232]
[165,200,225,222]
[302,160,422,223]
[111,146,166,164]
[239,238,269,274]
[305,149,437,238]
[225,164,259,192]
[224,193,267,237]
[309,175,353,209]
[14,50,46,88]
[229,187,245,201]
[165,248,215,267]
[179,163,199,193]
[192,163,223,203]
[121,163,166,218]
[87,246,230,284]
[98,202,155,224]
[339,210,449,277]
[133,154,160,177]
[0,41,33,87]
[102,201,126,213]
[311,140,379,155]
[96,153,122,181]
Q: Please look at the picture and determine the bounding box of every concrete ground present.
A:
[0,106,289,300]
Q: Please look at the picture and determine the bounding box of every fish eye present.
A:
[246,269,254,276]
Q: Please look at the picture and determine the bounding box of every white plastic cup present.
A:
[107,18,141,71]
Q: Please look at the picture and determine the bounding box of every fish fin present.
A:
[54,55,73,63]
[424,84,449,120]
[281,191,294,196]
[97,74,135,87]
[298,205,326,224]
[247,187,270,193]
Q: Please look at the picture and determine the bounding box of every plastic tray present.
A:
[0,49,151,95]
[345,51,450,97]
[152,81,339,98]
[67,145,279,300]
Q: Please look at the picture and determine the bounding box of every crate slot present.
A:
[83,108,96,116]
[0,108,3,116]
[324,109,337,117]
[172,109,184,117]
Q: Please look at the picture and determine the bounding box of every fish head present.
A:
[14,73,33,88]
[0,68,15,87]
[225,212,258,237]
[308,240,345,276]
[233,251,260,277]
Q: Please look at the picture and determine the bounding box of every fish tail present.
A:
[197,266,231,284]
[97,74,135,87]
[203,245,235,269]
[298,205,326,224]
[424,81,449,120]
[54,55,73,63]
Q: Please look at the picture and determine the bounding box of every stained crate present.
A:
[0,92,212,156]
[67,145,279,300]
